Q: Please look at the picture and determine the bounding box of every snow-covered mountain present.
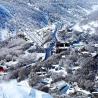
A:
[0,0,98,41]
[73,10,98,35]
[1,1,98,98]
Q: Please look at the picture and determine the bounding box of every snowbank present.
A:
[0,80,53,98]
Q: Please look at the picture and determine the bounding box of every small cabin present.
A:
[56,42,70,53]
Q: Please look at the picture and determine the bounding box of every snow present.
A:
[51,80,66,89]
[72,66,81,70]
[73,23,82,32]
[36,53,45,61]
[5,61,18,67]
[77,89,91,95]
[0,29,9,41]
[95,44,98,47]
[73,5,98,35]
[91,5,98,12]
[23,51,45,61]
[73,83,91,95]
[73,20,98,35]
[24,24,55,46]
[0,80,31,98]
[0,80,53,98]
[79,7,90,14]
[91,52,97,57]
[49,67,67,77]
[89,21,98,28]
[72,42,85,50]
[30,88,53,98]
[42,78,52,84]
